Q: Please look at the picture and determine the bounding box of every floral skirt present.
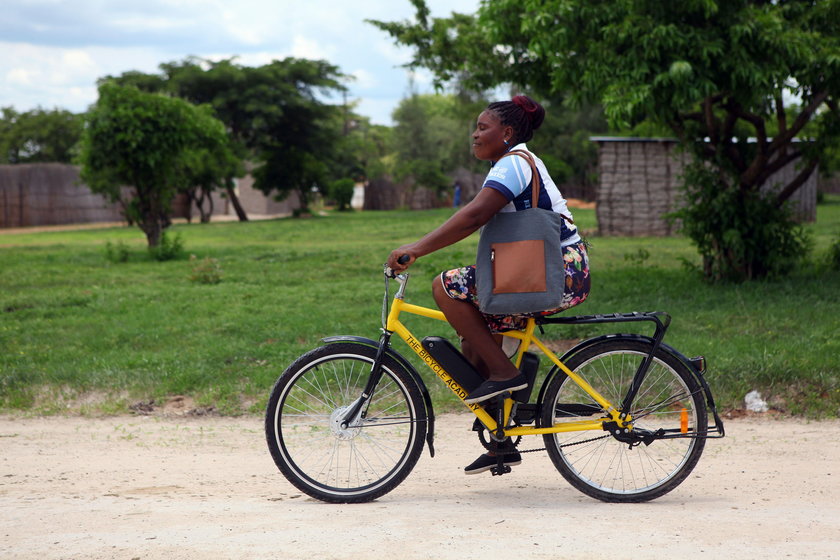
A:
[439,241,590,333]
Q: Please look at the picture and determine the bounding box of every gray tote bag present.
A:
[475,150,566,315]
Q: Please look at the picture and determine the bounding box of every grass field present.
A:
[2,196,839,417]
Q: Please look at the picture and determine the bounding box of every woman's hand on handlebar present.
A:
[387,246,417,273]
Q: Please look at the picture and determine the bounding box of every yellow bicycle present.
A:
[265,266,724,503]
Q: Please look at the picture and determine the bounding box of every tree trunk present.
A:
[200,189,214,223]
[225,177,248,221]
[137,190,166,247]
[141,219,163,247]
[195,186,214,223]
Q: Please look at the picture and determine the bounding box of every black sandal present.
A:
[464,374,527,404]
[464,452,522,475]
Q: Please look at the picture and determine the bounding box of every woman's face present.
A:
[472,110,512,162]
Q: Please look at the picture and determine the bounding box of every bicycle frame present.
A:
[268,268,725,503]
[381,272,630,438]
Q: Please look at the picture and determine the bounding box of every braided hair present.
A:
[487,95,546,145]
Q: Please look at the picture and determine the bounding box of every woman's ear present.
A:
[503,126,514,144]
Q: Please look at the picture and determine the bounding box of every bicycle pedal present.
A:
[490,465,512,476]
[491,453,512,476]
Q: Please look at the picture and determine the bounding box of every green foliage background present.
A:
[0,107,83,164]
[371,0,840,280]
[1,199,838,417]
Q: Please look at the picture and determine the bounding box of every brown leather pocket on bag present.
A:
[491,240,546,294]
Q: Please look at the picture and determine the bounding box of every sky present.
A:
[0,0,481,125]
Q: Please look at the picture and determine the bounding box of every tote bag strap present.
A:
[500,149,574,224]
[501,149,540,208]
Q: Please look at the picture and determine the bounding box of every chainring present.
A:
[475,419,523,453]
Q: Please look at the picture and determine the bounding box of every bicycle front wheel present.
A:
[540,337,707,502]
[265,342,427,503]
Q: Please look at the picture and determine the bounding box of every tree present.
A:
[392,93,457,193]
[176,141,242,223]
[106,57,350,217]
[78,83,232,247]
[162,57,349,211]
[103,60,251,220]
[389,92,489,197]
[527,99,608,198]
[0,107,84,163]
[371,0,840,280]
[328,177,356,210]
[238,59,347,210]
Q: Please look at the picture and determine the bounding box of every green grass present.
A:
[1,196,839,417]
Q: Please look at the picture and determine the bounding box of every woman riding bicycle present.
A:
[387,95,590,474]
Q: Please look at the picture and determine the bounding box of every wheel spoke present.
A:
[543,340,707,502]
[265,345,425,503]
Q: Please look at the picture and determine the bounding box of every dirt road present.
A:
[1,414,838,560]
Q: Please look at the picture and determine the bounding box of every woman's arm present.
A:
[387,187,509,272]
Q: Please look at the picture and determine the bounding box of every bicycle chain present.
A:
[494,434,610,456]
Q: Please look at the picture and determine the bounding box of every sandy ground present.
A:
[1,413,839,560]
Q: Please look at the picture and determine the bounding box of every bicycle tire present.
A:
[540,337,707,502]
[265,342,427,503]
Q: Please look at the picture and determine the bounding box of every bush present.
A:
[148,232,185,262]
[104,240,131,263]
[328,178,356,211]
[189,255,223,284]
[829,232,840,270]
[670,163,810,282]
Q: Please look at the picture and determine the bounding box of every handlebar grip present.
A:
[397,254,411,265]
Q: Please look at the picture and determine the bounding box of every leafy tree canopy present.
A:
[0,107,84,164]
[390,92,482,193]
[372,0,840,279]
[78,83,232,247]
[104,57,353,211]
[373,0,840,198]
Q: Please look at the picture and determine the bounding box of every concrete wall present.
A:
[818,175,840,195]
[363,167,486,211]
[233,174,300,217]
[592,138,818,236]
[0,163,301,228]
[0,163,124,228]
[594,139,689,236]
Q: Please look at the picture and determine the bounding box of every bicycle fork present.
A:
[338,331,393,430]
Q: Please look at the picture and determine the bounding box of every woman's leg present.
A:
[459,335,505,379]
[432,276,519,381]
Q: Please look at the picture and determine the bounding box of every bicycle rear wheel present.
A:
[265,342,427,503]
[540,337,707,502]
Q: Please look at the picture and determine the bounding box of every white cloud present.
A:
[0,0,482,123]
[290,35,335,60]
[351,68,377,90]
[227,51,287,67]
[410,68,436,88]
[6,68,33,86]
[372,37,412,66]
[0,41,163,111]
[105,15,185,32]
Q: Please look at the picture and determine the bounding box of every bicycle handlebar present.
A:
[384,254,411,279]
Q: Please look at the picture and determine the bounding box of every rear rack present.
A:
[538,311,725,439]
[538,311,671,329]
